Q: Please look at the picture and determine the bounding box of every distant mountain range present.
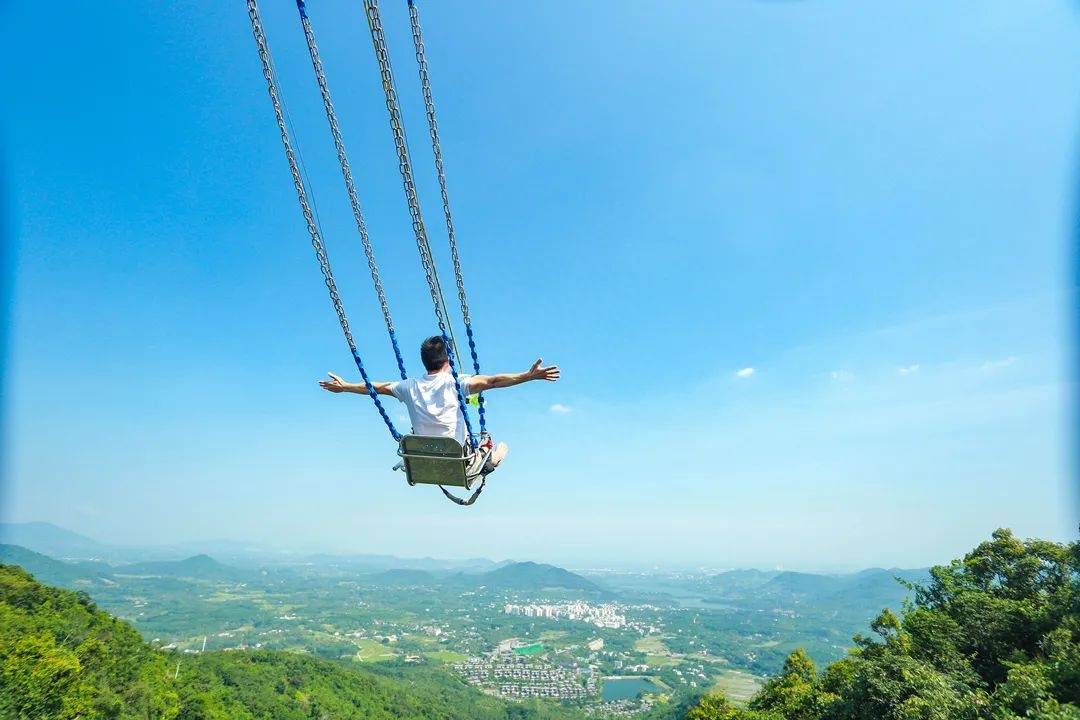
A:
[0,544,248,584]
[0,521,928,607]
[350,562,604,593]
[479,561,603,593]
[695,565,931,617]
[0,521,507,572]
[0,541,603,595]
[0,522,107,559]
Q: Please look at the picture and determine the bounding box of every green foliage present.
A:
[686,692,758,720]
[685,529,1080,720]
[0,632,92,719]
[0,563,583,720]
[749,649,834,720]
[0,564,180,719]
[177,651,581,720]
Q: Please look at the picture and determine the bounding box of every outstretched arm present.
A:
[318,372,395,396]
[468,359,560,393]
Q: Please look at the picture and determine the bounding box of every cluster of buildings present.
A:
[498,682,590,700]
[503,601,627,629]
[454,656,596,701]
[671,665,711,687]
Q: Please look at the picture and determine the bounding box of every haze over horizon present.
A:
[2,1,1078,570]
[0,518,1052,576]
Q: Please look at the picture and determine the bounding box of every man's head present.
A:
[420,335,449,372]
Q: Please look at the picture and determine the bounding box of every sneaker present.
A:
[483,442,509,474]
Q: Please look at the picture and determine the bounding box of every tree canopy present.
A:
[685,529,1080,720]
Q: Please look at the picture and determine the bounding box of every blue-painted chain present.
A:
[442,330,477,448]
[464,324,486,434]
[350,348,402,441]
[388,330,407,381]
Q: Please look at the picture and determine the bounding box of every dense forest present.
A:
[1,528,1075,719]
[686,529,1079,720]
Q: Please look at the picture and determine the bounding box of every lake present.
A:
[601,676,662,701]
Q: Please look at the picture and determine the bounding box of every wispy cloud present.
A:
[549,404,572,415]
[830,370,855,382]
[980,356,1017,373]
[898,364,920,376]
[735,367,756,378]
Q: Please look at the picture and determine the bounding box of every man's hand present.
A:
[526,359,560,382]
[466,359,561,392]
[318,372,394,396]
[319,372,350,393]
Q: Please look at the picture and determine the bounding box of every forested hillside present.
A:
[684,529,1079,720]
[0,564,582,720]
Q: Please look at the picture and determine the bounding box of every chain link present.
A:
[363,0,447,332]
[247,0,401,440]
[362,0,477,446]
[298,6,407,380]
[407,0,470,328]
[407,0,487,434]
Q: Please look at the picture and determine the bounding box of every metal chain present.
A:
[362,0,447,333]
[247,0,401,441]
[407,0,469,328]
[296,1,407,380]
[406,0,487,434]
[362,0,477,446]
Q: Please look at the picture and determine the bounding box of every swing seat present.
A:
[397,435,485,489]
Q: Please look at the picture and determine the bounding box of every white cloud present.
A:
[735,367,756,378]
[898,364,920,376]
[549,404,572,415]
[830,370,855,382]
[980,356,1017,373]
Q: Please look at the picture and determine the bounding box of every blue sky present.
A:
[2,0,1077,570]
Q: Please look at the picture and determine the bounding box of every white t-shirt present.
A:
[388,371,475,444]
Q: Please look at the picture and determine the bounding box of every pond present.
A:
[601,676,663,702]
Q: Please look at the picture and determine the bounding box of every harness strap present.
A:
[437,437,491,505]
[438,478,487,506]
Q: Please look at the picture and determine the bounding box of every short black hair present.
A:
[420,335,449,372]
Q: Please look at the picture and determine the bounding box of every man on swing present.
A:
[319,335,560,474]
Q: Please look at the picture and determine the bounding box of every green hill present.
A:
[0,563,584,719]
[759,568,932,614]
[479,561,602,593]
[763,571,843,598]
[702,569,779,593]
[0,563,179,718]
[696,566,930,623]
[0,521,107,559]
[0,544,112,585]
